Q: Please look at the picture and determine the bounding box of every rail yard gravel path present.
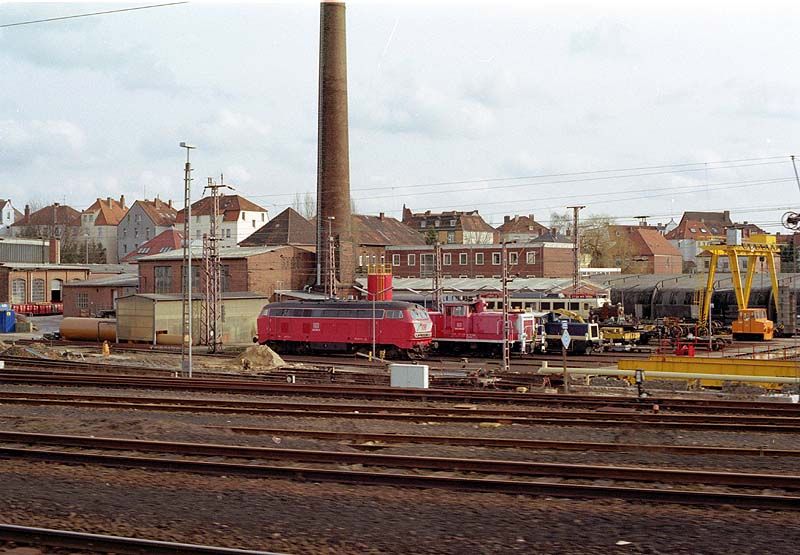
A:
[1,460,799,555]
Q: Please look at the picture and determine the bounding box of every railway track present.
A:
[1,430,798,510]
[215,425,800,458]
[2,369,800,416]
[2,390,800,431]
[0,523,280,554]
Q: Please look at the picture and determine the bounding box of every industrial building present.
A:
[62,273,138,317]
[115,292,268,345]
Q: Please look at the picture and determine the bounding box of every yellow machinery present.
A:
[700,235,780,341]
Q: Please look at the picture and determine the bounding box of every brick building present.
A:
[353,213,426,274]
[137,245,315,299]
[607,225,683,274]
[62,273,138,317]
[401,206,498,244]
[386,242,574,279]
[496,214,550,242]
[0,263,89,304]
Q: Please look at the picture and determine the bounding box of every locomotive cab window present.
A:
[386,310,404,319]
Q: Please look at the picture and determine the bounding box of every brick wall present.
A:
[1,267,89,304]
[62,285,137,317]
[137,247,316,299]
[387,244,574,279]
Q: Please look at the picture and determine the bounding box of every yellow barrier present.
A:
[618,356,800,388]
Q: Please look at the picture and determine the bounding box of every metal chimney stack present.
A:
[316,0,355,291]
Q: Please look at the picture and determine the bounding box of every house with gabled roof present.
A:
[176,194,268,248]
[607,225,682,274]
[11,203,82,242]
[82,196,128,263]
[496,214,550,242]
[0,199,23,236]
[239,207,315,247]
[401,205,498,244]
[117,197,177,261]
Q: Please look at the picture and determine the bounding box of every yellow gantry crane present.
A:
[700,235,780,340]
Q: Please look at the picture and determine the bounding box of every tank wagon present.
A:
[256,300,433,359]
[428,298,543,356]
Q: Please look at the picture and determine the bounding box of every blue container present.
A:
[0,303,15,333]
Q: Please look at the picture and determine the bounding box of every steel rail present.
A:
[2,390,800,427]
[0,523,282,555]
[215,425,800,457]
[0,444,798,510]
[1,430,797,489]
[4,369,800,415]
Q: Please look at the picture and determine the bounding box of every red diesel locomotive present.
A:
[429,298,543,356]
[256,300,433,358]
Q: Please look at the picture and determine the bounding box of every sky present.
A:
[0,0,798,231]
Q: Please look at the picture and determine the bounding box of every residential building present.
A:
[117,197,177,260]
[121,229,183,263]
[62,273,138,317]
[175,194,268,248]
[0,199,22,236]
[606,225,682,274]
[401,206,498,244]
[11,203,82,244]
[81,196,128,263]
[137,245,315,299]
[386,242,573,279]
[666,211,776,273]
[496,214,549,242]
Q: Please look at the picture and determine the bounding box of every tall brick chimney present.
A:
[316,0,355,289]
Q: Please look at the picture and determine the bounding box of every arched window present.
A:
[31,279,45,302]
[11,279,26,304]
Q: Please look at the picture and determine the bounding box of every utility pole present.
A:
[567,205,585,294]
[325,216,337,298]
[432,242,443,312]
[201,174,232,353]
[501,241,512,373]
[180,142,195,378]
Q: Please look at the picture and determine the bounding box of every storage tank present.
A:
[60,317,117,342]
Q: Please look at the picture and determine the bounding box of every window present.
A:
[226,229,231,238]
[386,310,404,319]
[135,213,142,223]
[420,221,426,228]
[123,244,127,253]
[261,213,265,221]
[434,220,440,227]
[509,252,518,265]
[134,229,139,238]
[443,253,452,265]
[459,253,468,265]
[492,252,501,265]
[122,229,126,237]
[358,255,364,266]
[526,251,536,264]
[449,219,457,226]
[242,212,246,221]
[154,266,172,293]
[569,302,580,310]
[446,231,455,244]
[137,247,151,254]
[196,229,201,239]
[195,215,201,223]
[420,254,434,277]
[392,254,400,266]
[76,292,89,309]
[475,253,484,265]
[11,279,26,304]
[408,254,416,266]
[252,220,256,228]
[145,229,150,240]
[221,265,231,292]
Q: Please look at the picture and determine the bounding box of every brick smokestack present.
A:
[316,0,355,289]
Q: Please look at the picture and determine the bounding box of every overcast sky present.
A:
[1,1,798,230]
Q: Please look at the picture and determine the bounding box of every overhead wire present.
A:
[0,2,189,29]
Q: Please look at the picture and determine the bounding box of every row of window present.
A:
[10,278,63,304]
[420,219,457,229]
[153,265,231,294]
[392,251,536,267]
[267,308,404,319]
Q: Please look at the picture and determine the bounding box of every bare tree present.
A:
[291,192,317,220]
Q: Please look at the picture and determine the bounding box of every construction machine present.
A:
[700,234,780,341]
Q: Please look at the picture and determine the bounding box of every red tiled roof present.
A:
[137,198,177,227]
[121,228,183,263]
[84,197,127,226]
[496,214,549,235]
[665,211,733,240]
[354,214,427,246]
[176,195,267,223]
[613,225,682,257]
[12,203,81,227]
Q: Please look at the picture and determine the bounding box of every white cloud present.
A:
[0,119,86,164]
